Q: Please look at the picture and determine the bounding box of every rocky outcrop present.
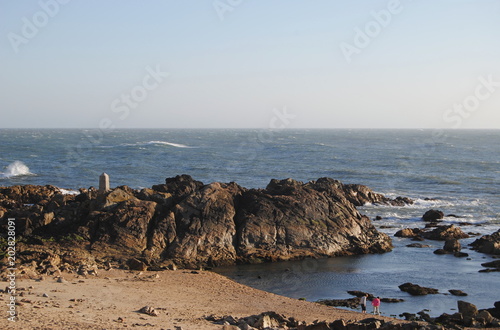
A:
[0,176,404,269]
[470,229,500,255]
[339,182,413,206]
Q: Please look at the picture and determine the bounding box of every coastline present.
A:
[1,269,410,330]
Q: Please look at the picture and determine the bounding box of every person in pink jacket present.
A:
[372,296,381,315]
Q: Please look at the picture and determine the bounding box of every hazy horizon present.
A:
[2,1,499,129]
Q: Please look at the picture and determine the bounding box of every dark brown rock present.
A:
[398,282,439,295]
[443,239,461,253]
[481,260,500,268]
[1,176,398,270]
[127,258,148,271]
[457,300,478,318]
[470,229,500,255]
[407,243,430,248]
[316,298,360,309]
[449,289,467,296]
[395,228,421,238]
[422,209,444,222]
[422,225,469,241]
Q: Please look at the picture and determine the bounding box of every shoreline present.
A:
[1,269,412,330]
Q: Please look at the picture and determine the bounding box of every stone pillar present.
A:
[99,173,110,193]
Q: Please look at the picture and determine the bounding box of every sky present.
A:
[1,0,499,129]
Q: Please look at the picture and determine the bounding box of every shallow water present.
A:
[214,234,499,318]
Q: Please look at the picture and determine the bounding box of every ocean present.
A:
[1,128,499,318]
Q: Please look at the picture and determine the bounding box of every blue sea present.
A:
[1,129,499,318]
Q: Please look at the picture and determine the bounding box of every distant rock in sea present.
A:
[0,175,413,270]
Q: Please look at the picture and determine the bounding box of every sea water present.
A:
[1,129,499,317]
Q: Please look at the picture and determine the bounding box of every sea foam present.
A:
[0,161,34,178]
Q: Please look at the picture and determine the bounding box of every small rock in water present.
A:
[449,289,468,296]
[398,282,438,296]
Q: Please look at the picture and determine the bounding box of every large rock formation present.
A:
[0,176,407,269]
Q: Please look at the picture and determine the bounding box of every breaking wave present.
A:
[0,161,34,178]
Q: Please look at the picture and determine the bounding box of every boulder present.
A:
[476,310,493,325]
[457,300,478,318]
[127,258,148,271]
[443,239,461,252]
[422,209,444,222]
[398,282,439,295]
[422,225,469,241]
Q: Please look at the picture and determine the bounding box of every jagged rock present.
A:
[458,300,478,318]
[399,282,439,295]
[422,209,444,222]
[449,289,467,296]
[340,182,413,206]
[471,229,500,255]
[421,225,469,241]
[254,313,281,328]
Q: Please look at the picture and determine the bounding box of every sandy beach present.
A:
[1,269,408,330]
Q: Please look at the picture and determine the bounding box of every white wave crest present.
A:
[145,141,193,148]
[117,141,195,148]
[0,161,34,178]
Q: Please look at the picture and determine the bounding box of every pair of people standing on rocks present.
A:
[360,294,381,315]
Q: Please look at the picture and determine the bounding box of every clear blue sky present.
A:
[1,0,499,128]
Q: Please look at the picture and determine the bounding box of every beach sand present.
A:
[1,269,407,329]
